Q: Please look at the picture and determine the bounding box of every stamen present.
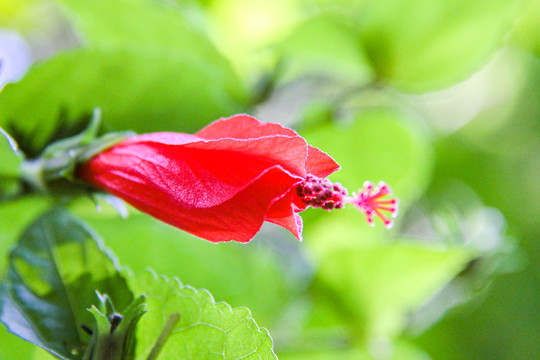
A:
[296,177,399,228]
[296,175,347,211]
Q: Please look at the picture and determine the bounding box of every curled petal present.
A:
[78,114,340,242]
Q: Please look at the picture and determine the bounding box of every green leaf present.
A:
[0,325,37,360]
[0,208,133,359]
[0,47,245,156]
[321,0,524,91]
[511,0,540,56]
[0,0,249,157]
[363,0,524,91]
[277,14,374,84]
[302,108,433,207]
[280,340,430,360]
[75,211,299,328]
[0,196,51,275]
[56,0,245,97]
[0,127,23,198]
[128,271,277,360]
[302,208,473,339]
[206,0,302,74]
[312,240,472,338]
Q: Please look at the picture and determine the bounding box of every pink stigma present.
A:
[349,181,399,229]
[296,177,398,228]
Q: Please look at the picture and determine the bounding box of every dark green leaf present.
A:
[0,196,51,275]
[0,209,133,359]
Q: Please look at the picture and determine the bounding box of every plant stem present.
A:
[146,313,181,360]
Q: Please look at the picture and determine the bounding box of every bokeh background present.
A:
[0,0,539,359]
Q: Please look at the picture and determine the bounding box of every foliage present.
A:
[1,0,538,359]
[0,210,276,359]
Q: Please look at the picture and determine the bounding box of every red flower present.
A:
[78,114,397,243]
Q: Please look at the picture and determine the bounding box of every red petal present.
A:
[78,115,341,243]
[265,188,304,241]
[80,140,303,208]
[196,114,298,140]
[119,132,202,146]
[306,146,340,178]
[184,136,308,177]
[197,114,340,178]
[81,161,297,242]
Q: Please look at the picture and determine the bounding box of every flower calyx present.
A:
[19,108,134,193]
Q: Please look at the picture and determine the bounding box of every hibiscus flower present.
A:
[78,115,397,243]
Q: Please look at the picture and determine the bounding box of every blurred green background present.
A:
[0,0,539,359]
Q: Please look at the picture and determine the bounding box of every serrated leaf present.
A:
[76,212,299,329]
[0,209,133,359]
[128,271,277,360]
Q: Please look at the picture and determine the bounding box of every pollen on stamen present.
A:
[296,175,347,211]
[296,176,398,229]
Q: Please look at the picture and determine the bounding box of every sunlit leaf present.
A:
[57,0,242,86]
[277,14,374,84]
[0,196,51,274]
[207,0,301,73]
[0,326,36,360]
[310,0,524,91]
[415,56,540,360]
[128,271,277,360]
[303,209,472,339]
[312,240,472,338]
[511,0,540,56]
[280,340,430,360]
[77,211,301,328]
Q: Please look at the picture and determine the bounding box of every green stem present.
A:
[146,313,181,360]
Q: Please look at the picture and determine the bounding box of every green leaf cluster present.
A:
[0,210,276,359]
[1,0,538,359]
